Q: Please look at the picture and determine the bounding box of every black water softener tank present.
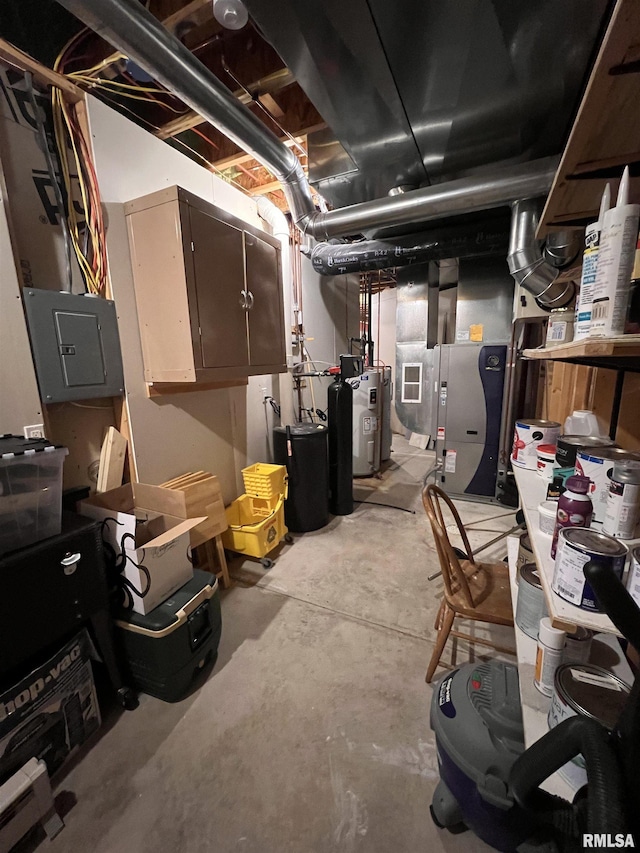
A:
[273,424,329,532]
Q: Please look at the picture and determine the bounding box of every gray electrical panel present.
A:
[23,289,125,402]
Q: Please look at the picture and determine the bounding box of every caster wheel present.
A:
[284,534,294,544]
[260,557,274,569]
[118,687,139,711]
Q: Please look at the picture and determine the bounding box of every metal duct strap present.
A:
[307,217,510,276]
[507,199,575,308]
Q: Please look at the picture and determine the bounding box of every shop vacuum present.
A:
[429,559,640,853]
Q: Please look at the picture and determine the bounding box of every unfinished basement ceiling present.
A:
[244,0,611,208]
[0,0,611,216]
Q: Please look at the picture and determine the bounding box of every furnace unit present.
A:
[435,343,507,500]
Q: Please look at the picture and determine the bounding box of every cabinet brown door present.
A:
[188,206,249,369]
[244,232,286,368]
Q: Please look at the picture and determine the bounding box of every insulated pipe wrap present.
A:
[308,219,510,276]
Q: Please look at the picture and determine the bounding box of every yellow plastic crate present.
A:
[241,463,288,499]
[222,494,287,559]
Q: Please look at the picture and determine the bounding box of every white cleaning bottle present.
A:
[590,167,640,337]
[574,183,610,340]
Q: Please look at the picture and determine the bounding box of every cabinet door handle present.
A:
[246,290,254,309]
[239,289,248,309]
[61,552,81,575]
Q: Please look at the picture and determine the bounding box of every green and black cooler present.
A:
[115,570,221,702]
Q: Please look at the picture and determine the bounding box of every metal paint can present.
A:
[603,460,640,539]
[625,546,640,607]
[555,434,615,469]
[517,533,534,574]
[512,420,561,470]
[552,527,627,612]
[515,563,548,639]
[536,444,557,480]
[575,446,640,524]
[563,627,593,665]
[548,664,630,735]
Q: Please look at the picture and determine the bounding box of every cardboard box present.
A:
[80,483,204,614]
[0,630,100,786]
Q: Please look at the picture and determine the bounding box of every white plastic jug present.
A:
[563,410,603,436]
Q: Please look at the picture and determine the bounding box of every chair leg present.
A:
[434,600,445,631]
[426,606,455,684]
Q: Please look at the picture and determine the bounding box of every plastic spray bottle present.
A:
[590,167,640,337]
[574,183,610,340]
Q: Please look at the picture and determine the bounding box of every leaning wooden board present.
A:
[160,472,228,546]
[97,427,127,493]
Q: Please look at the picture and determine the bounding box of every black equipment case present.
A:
[115,569,221,702]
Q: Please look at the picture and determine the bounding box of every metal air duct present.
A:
[507,199,576,308]
[57,0,560,242]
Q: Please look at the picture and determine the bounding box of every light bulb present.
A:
[213,0,249,30]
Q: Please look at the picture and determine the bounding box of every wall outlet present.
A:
[24,423,45,439]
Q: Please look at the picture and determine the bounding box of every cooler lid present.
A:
[117,569,216,630]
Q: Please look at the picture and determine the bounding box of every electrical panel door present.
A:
[23,289,124,402]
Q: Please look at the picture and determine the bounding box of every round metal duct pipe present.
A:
[507,199,576,308]
[56,0,560,242]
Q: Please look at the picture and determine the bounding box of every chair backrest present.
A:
[422,483,475,608]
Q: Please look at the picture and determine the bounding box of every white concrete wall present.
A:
[370,287,403,434]
[293,255,360,422]
[0,190,42,434]
[87,97,355,499]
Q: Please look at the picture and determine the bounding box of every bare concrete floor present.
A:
[41,438,517,853]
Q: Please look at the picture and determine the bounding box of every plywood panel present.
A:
[126,201,196,381]
[0,186,42,434]
[592,370,640,451]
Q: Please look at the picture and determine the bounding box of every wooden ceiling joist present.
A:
[156,67,295,139]
[0,38,83,101]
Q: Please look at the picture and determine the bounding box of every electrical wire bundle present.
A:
[52,29,252,198]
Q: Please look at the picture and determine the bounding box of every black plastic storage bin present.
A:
[115,570,221,702]
[273,424,329,532]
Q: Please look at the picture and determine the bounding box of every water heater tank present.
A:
[352,368,382,477]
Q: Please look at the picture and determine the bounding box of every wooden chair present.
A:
[422,483,515,683]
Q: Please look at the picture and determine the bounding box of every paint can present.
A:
[552,527,627,612]
[575,446,640,524]
[625,546,640,608]
[603,460,640,539]
[512,420,561,470]
[515,563,548,639]
[536,444,557,480]
[548,664,630,734]
[555,435,614,470]
[517,533,534,574]
[563,627,593,665]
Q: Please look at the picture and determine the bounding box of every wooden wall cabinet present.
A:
[125,186,286,385]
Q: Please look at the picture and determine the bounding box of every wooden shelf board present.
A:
[523,336,640,363]
[538,0,640,238]
[512,465,640,636]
